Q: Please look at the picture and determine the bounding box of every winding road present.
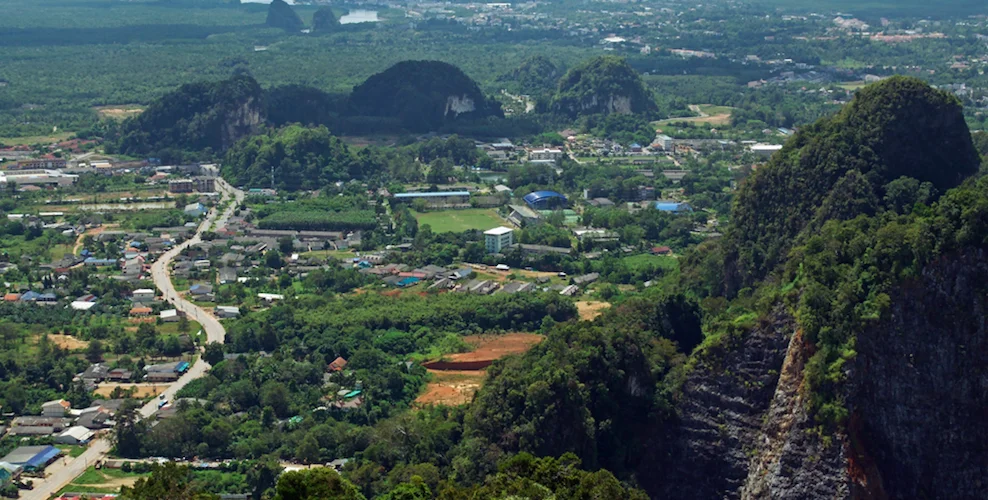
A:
[25,179,243,500]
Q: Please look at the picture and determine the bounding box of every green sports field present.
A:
[414,208,506,233]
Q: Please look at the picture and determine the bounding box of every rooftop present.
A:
[484,226,514,236]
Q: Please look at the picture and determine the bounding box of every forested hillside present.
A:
[111,74,265,162]
[551,56,658,117]
[347,60,504,133]
[722,76,980,293]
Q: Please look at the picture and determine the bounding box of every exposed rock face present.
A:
[646,309,794,499]
[848,249,988,498]
[742,330,853,499]
[312,6,340,33]
[221,96,263,150]
[444,95,476,116]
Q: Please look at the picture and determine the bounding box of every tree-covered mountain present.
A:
[550,56,658,117]
[347,60,503,133]
[266,0,304,32]
[498,55,562,97]
[311,6,340,33]
[723,76,980,293]
[112,74,264,162]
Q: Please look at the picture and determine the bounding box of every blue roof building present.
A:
[523,191,568,210]
[655,201,693,214]
[0,445,61,472]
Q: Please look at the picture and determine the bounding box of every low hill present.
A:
[311,7,340,33]
[550,56,657,117]
[113,74,264,161]
[723,76,979,292]
[266,0,304,32]
[347,60,503,133]
[498,55,562,96]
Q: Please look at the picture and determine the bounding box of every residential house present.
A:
[499,282,536,294]
[328,357,348,372]
[54,426,94,445]
[215,306,240,319]
[218,267,238,284]
[131,288,155,302]
[129,306,152,317]
[160,309,181,322]
[184,202,206,217]
[572,273,600,286]
[41,399,71,417]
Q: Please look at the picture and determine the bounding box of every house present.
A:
[750,143,783,158]
[36,292,57,305]
[77,411,111,430]
[215,306,240,319]
[500,281,536,294]
[107,368,133,382]
[83,257,117,267]
[0,462,23,486]
[218,267,238,284]
[450,268,474,280]
[458,279,499,295]
[129,306,152,317]
[0,446,62,472]
[78,363,109,384]
[258,293,284,302]
[70,300,97,311]
[328,357,348,372]
[559,285,580,296]
[188,284,213,296]
[184,202,206,217]
[590,197,615,208]
[484,226,514,253]
[131,288,155,302]
[654,201,693,214]
[41,399,71,417]
[651,246,672,255]
[160,309,181,322]
[3,292,19,302]
[54,426,94,445]
[572,272,600,286]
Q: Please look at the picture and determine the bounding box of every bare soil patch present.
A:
[49,334,89,351]
[94,383,169,398]
[575,301,611,321]
[94,105,144,120]
[415,333,544,406]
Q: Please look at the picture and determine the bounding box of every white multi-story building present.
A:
[484,226,515,254]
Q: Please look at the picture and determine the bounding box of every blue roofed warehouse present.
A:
[0,445,62,472]
[523,191,568,210]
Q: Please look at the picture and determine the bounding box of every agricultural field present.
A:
[414,208,505,233]
[655,104,736,127]
[58,466,148,496]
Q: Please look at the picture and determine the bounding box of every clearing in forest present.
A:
[94,383,170,398]
[94,105,145,120]
[48,333,89,351]
[575,301,611,321]
[415,333,544,406]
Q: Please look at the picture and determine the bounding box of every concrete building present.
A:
[529,148,564,161]
[215,306,240,319]
[14,158,67,170]
[160,309,180,322]
[131,289,155,302]
[168,178,194,193]
[41,399,70,417]
[0,169,78,187]
[750,143,783,159]
[653,134,674,151]
[484,226,514,254]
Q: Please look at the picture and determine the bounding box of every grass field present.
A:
[622,254,679,272]
[0,132,74,146]
[414,208,505,233]
[55,444,87,458]
[59,466,148,496]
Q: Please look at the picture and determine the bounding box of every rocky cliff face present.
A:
[660,250,988,499]
[846,249,988,498]
[646,309,793,499]
[221,96,263,150]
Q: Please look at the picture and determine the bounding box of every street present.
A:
[23,180,243,500]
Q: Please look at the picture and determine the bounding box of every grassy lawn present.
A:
[414,208,505,233]
[0,132,74,146]
[697,104,736,116]
[157,320,202,335]
[55,444,87,458]
[58,466,149,496]
[622,254,679,272]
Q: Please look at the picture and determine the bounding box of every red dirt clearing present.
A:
[415,333,544,406]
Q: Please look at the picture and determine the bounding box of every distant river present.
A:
[339,10,380,24]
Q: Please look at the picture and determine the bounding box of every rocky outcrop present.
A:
[444,95,476,116]
[646,309,793,499]
[848,249,988,498]
[741,330,853,499]
[266,0,304,32]
[740,249,988,499]
[221,96,263,150]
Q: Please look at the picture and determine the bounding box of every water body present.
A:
[240,0,296,4]
[339,10,380,24]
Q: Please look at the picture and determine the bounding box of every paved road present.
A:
[25,180,243,500]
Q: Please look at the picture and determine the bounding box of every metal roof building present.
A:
[0,445,61,471]
[393,191,470,199]
[522,190,568,210]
